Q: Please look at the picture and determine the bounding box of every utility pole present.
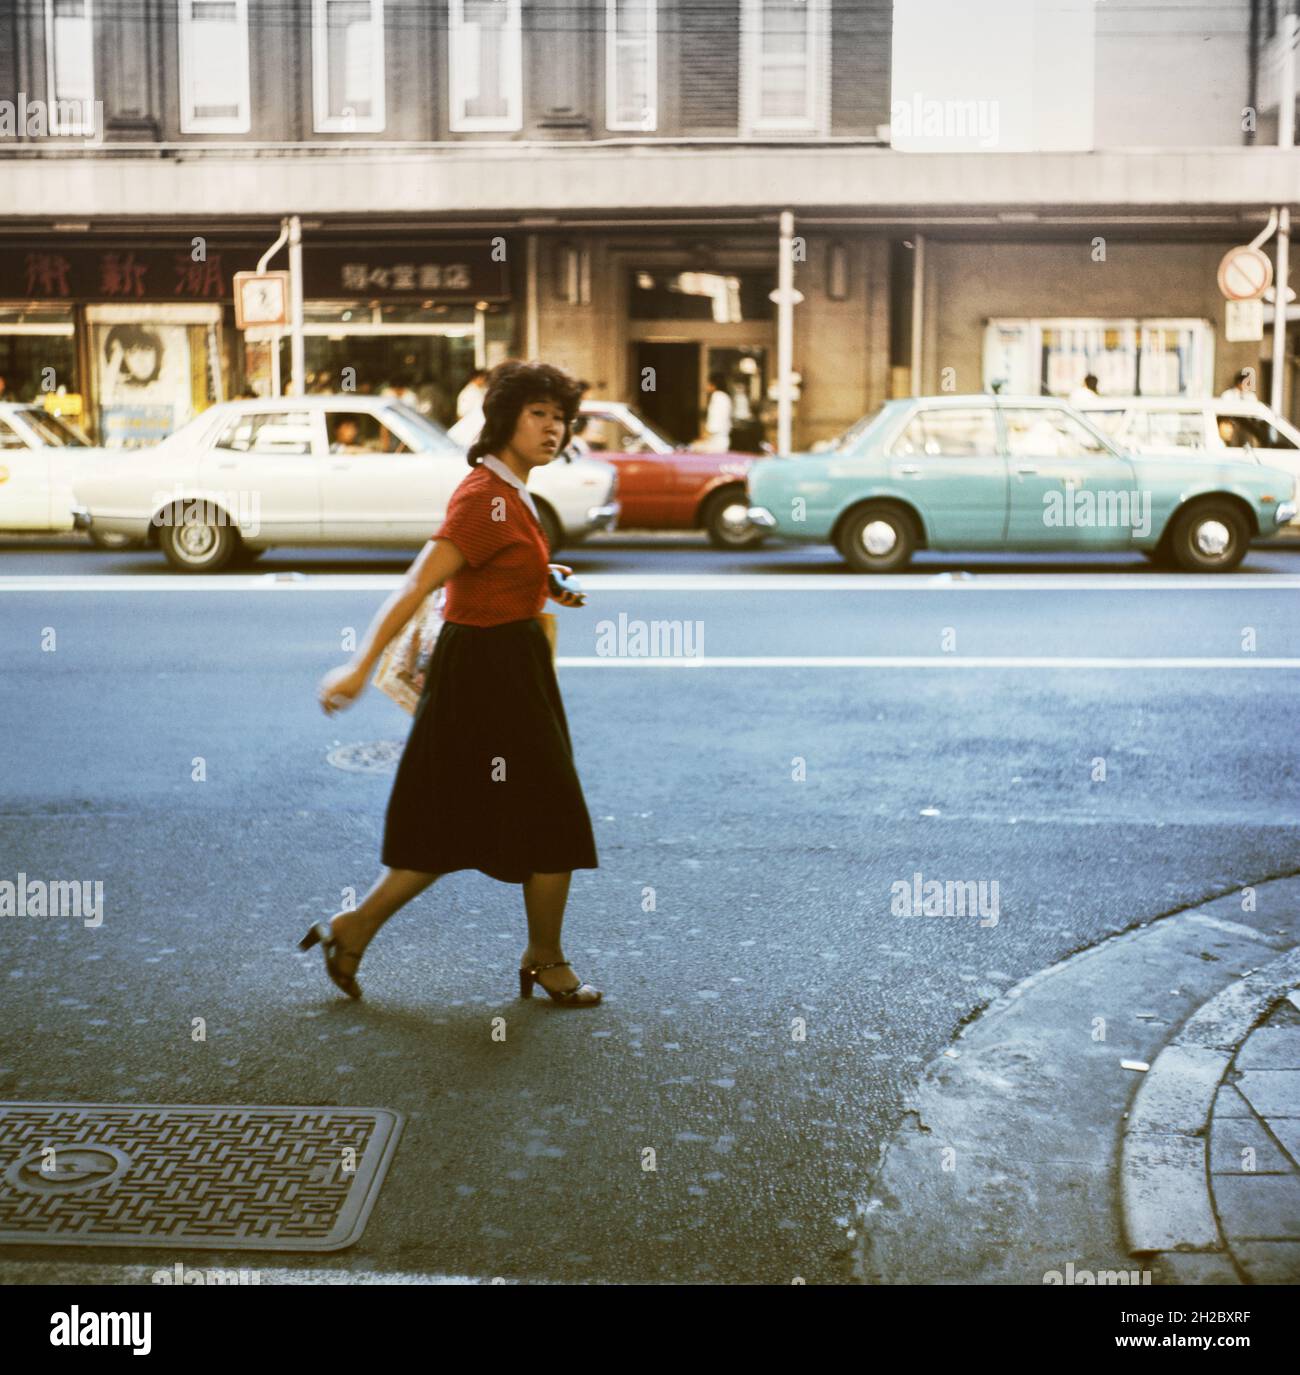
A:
[775,210,798,456]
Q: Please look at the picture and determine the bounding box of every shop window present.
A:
[215,411,315,455]
[629,270,774,322]
[449,0,522,132]
[1002,408,1108,459]
[891,408,996,458]
[313,0,385,133]
[45,0,95,135]
[606,0,657,131]
[179,0,251,133]
[984,319,1214,398]
[740,0,828,134]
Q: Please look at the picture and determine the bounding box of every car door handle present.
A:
[216,461,236,470]
[1016,464,1038,474]
[898,464,921,475]
[331,462,351,470]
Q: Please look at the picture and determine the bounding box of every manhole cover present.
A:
[326,741,404,773]
[0,1102,402,1251]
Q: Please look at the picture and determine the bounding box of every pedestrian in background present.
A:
[1220,369,1254,402]
[694,371,733,452]
[456,367,488,418]
[1069,372,1100,405]
[307,360,602,1007]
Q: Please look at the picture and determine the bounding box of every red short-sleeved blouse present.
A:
[434,460,549,627]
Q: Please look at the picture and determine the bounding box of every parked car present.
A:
[0,402,133,546]
[746,394,1297,573]
[1074,394,1300,533]
[71,395,620,572]
[456,398,764,548]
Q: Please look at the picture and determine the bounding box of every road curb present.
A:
[852,875,1300,1285]
[1121,944,1300,1278]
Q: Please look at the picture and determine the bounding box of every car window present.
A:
[214,411,315,455]
[0,419,29,450]
[325,411,410,454]
[382,400,461,454]
[1216,412,1297,450]
[20,409,90,447]
[890,408,997,458]
[1002,408,1108,458]
[1084,408,1128,438]
[1141,410,1206,450]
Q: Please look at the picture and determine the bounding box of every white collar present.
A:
[479,454,542,523]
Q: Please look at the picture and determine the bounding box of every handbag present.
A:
[373,590,561,717]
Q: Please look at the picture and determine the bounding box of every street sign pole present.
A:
[288,215,306,398]
[1272,13,1296,416]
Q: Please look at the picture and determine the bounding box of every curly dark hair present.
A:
[465,360,584,467]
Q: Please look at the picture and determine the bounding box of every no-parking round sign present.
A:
[1217,245,1273,301]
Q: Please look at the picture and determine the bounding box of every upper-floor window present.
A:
[740,0,829,135]
[45,0,95,135]
[449,0,522,132]
[313,0,386,132]
[178,0,251,133]
[606,0,656,131]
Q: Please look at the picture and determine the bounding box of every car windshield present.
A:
[20,408,91,447]
[828,405,888,455]
[378,401,462,454]
[607,405,674,452]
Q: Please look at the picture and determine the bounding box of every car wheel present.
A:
[704,487,765,550]
[535,502,563,557]
[158,508,240,572]
[1168,501,1250,573]
[837,505,917,573]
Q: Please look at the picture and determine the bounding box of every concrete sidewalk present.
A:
[853,875,1300,1285]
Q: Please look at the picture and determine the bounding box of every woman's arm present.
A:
[317,537,466,714]
[354,537,465,674]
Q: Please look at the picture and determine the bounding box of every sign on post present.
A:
[233,271,291,329]
[1217,245,1273,302]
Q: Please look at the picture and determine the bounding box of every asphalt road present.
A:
[1,540,1299,1283]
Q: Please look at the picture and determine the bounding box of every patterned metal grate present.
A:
[326,741,403,773]
[0,1102,402,1251]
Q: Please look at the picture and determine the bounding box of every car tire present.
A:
[157,507,241,573]
[1168,501,1250,573]
[837,504,917,573]
[535,502,563,558]
[704,486,766,550]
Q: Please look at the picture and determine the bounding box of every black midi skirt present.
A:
[380,617,599,883]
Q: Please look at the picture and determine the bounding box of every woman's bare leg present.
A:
[328,867,441,965]
[521,870,593,995]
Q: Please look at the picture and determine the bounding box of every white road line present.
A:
[555,656,1300,668]
[2,573,1300,592]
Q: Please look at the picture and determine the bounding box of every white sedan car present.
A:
[72,395,620,572]
[0,402,132,545]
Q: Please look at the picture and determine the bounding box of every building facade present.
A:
[0,0,1294,452]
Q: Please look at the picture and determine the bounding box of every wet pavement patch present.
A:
[326,741,404,773]
[0,1102,402,1251]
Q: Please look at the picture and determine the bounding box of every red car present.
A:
[572,401,767,548]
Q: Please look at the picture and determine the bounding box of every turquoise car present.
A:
[746,395,1298,573]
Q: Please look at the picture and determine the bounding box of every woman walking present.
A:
[305,361,602,1007]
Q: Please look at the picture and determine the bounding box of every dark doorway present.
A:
[633,342,699,445]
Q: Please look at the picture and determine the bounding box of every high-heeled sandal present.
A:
[299,920,363,999]
[518,959,602,1007]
